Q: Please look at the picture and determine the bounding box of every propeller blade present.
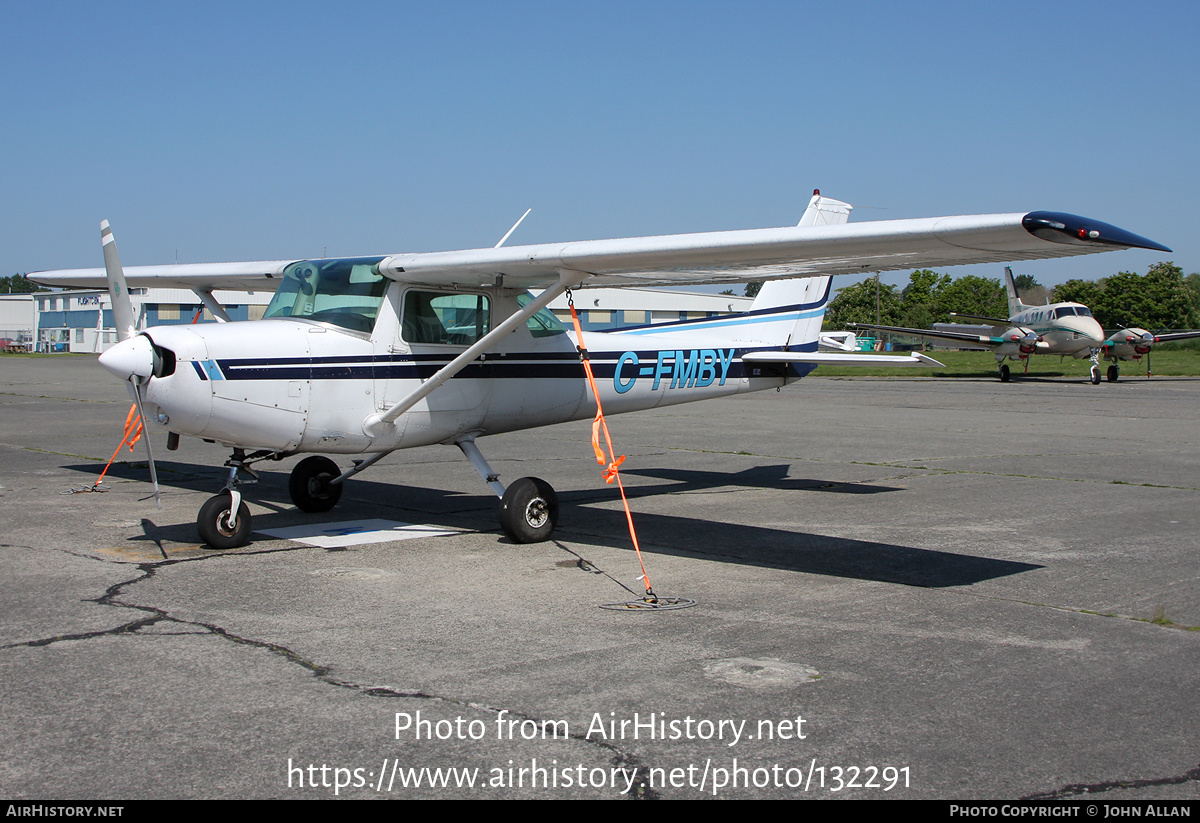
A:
[130,380,162,509]
[101,220,138,342]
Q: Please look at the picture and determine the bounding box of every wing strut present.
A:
[362,268,588,438]
[191,289,232,323]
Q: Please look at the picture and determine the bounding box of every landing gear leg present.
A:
[1089,349,1101,385]
[197,448,272,549]
[456,435,558,543]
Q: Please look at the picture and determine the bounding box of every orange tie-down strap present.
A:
[94,403,144,489]
[566,292,653,596]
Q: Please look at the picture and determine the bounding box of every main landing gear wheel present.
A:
[499,477,558,543]
[1090,365,1102,385]
[289,456,343,513]
[198,493,251,550]
[998,364,1010,382]
[1107,365,1119,383]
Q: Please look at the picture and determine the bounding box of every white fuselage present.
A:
[1000,301,1105,360]
[129,285,800,456]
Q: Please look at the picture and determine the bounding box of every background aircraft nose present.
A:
[98,334,156,382]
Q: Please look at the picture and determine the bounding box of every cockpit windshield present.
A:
[263,257,388,333]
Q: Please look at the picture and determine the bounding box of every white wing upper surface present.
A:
[29,209,1170,291]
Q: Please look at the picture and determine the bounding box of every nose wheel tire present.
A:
[289,456,343,513]
[499,477,558,543]
[1090,365,1102,385]
[198,493,251,549]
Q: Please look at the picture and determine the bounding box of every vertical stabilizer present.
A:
[614,191,846,351]
[795,189,853,228]
[744,190,852,346]
[1004,266,1032,316]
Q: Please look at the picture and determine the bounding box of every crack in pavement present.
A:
[4,552,660,799]
[1022,763,1200,800]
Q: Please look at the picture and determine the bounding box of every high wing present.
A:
[29,260,296,292]
[30,210,1169,292]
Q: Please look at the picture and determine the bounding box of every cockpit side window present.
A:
[263,257,388,333]
[402,292,491,345]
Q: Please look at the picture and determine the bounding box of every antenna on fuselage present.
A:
[494,208,532,248]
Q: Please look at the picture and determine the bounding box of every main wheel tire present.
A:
[289,456,343,513]
[499,477,558,543]
[998,364,1010,382]
[1107,365,1119,383]
[198,493,252,549]
[1090,365,1102,385]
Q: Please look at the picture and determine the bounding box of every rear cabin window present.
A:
[402,292,490,345]
[517,292,567,338]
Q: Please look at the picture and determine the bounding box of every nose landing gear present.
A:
[197,448,276,549]
[197,492,251,550]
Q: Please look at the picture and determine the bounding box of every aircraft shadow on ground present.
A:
[620,463,900,496]
[73,461,1040,589]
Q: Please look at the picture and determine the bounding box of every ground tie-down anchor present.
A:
[566,289,696,613]
[600,588,698,612]
[599,596,698,611]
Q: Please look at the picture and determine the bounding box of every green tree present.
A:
[899,269,949,328]
[1013,273,1040,292]
[744,281,763,299]
[1184,273,1200,320]
[1051,263,1199,331]
[1011,272,1049,306]
[1097,263,1198,331]
[826,277,901,327]
[933,275,1006,321]
[1052,279,1104,312]
[1,273,36,293]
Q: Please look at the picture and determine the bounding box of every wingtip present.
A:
[1023,211,1171,253]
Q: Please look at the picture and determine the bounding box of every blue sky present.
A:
[3,1,1195,292]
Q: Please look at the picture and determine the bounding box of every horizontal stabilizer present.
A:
[741,351,944,367]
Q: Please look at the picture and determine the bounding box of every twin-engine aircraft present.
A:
[31,193,1169,547]
[850,266,1195,383]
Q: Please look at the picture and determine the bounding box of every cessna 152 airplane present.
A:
[850,266,1195,384]
[30,193,1170,548]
